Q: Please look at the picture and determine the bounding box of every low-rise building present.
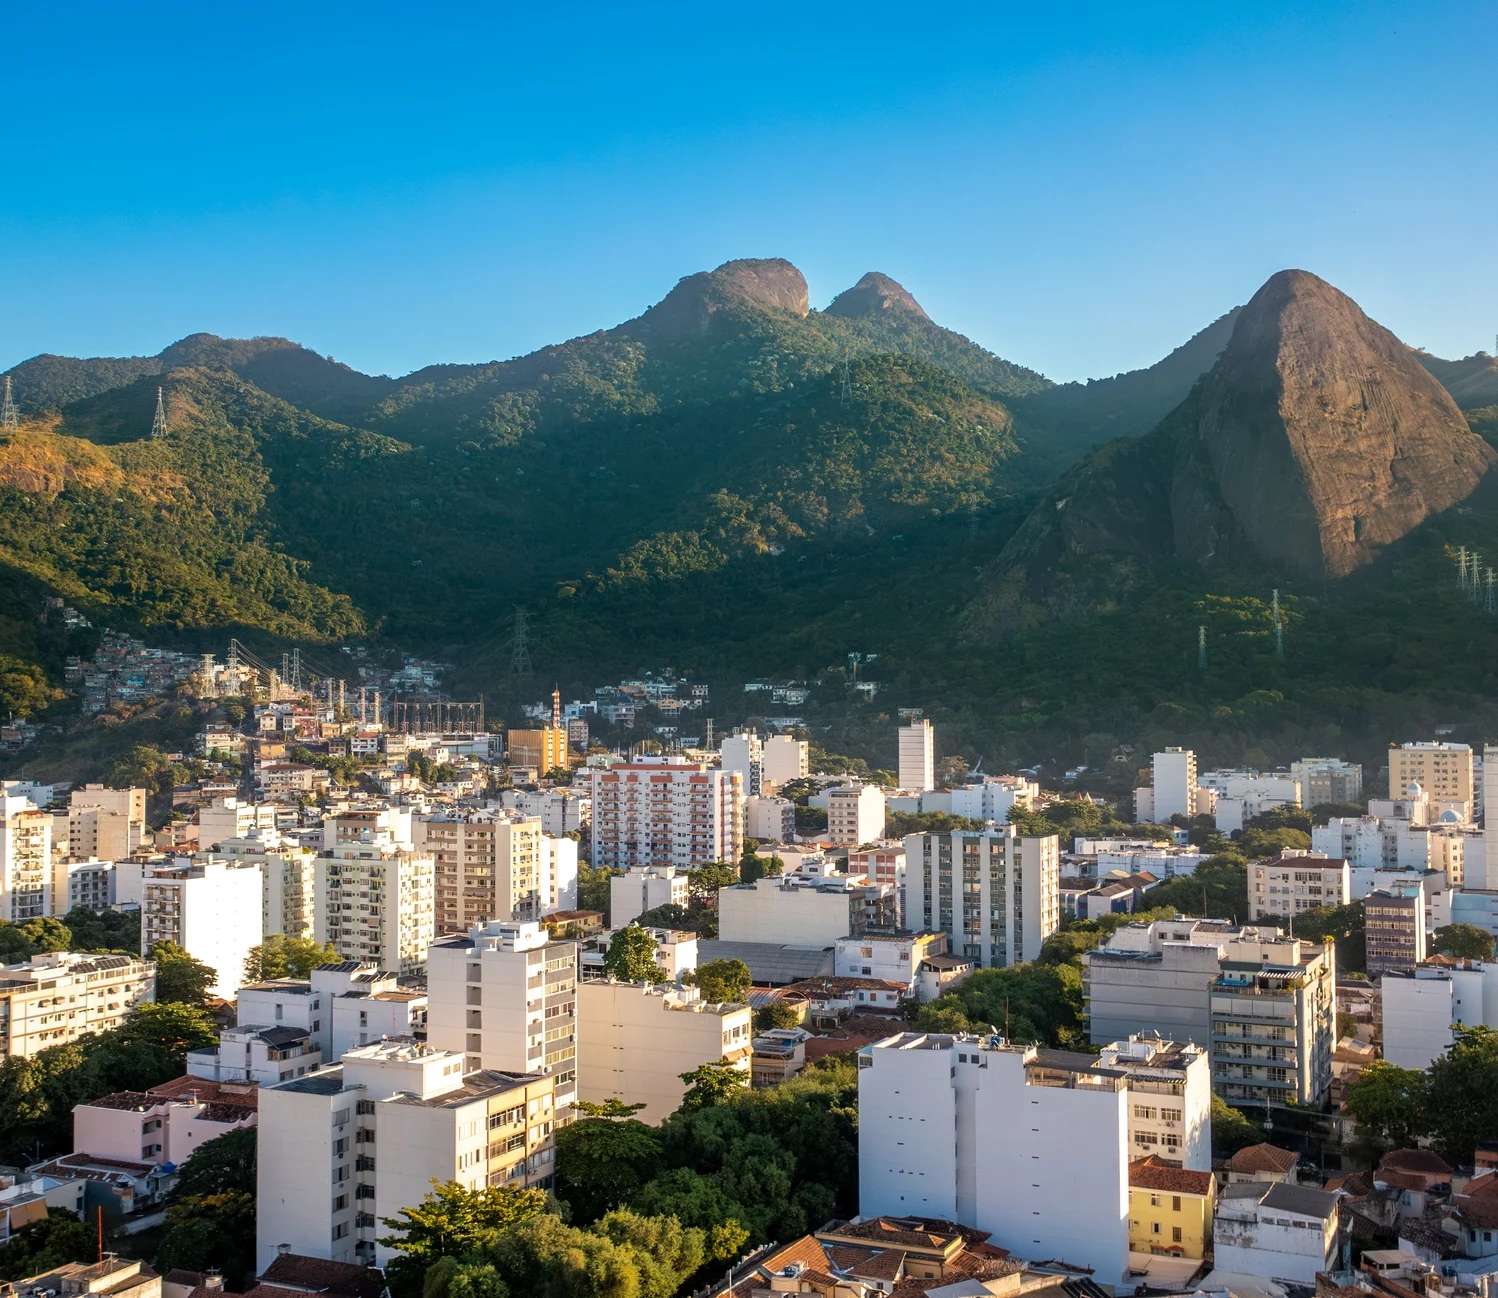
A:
[73,1084,258,1166]
[236,961,428,1064]
[750,1027,810,1087]
[0,951,154,1059]
[185,1024,323,1085]
[1128,1155,1215,1259]
[1366,888,1428,977]
[745,795,796,844]
[609,865,689,928]
[1098,1035,1213,1171]
[948,775,1039,823]
[718,868,897,946]
[1250,852,1351,921]
[1383,958,1498,1069]
[256,1040,557,1269]
[1224,1141,1301,1185]
[576,980,751,1122]
[833,931,947,994]
[1213,1181,1341,1284]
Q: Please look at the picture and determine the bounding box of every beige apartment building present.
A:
[507,728,569,773]
[313,843,434,974]
[417,812,575,935]
[0,951,155,1059]
[1249,853,1351,921]
[1389,742,1474,806]
[1,793,53,921]
[577,980,752,1122]
[64,784,146,863]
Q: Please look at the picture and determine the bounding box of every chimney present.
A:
[203,1273,224,1291]
[277,1245,291,1257]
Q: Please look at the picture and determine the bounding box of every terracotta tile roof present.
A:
[148,1075,261,1109]
[1326,1171,1374,1196]
[1226,1142,1299,1174]
[824,1246,905,1280]
[1464,1173,1498,1200]
[819,1218,962,1250]
[1458,1195,1498,1230]
[258,1253,386,1298]
[1379,1149,1453,1177]
[164,1272,205,1288]
[1128,1155,1213,1196]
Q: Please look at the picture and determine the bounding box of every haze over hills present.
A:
[4,257,1498,773]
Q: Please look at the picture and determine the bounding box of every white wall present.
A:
[256,1078,351,1269]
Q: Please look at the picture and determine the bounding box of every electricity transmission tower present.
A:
[1198,625,1207,669]
[1,377,18,431]
[1271,589,1284,659]
[150,387,169,440]
[507,607,533,680]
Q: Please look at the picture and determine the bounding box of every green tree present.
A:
[1145,854,1249,921]
[688,958,751,1004]
[917,963,1083,1046]
[1426,1025,1498,1163]
[380,1181,549,1298]
[1343,1060,1428,1151]
[63,907,139,953]
[17,917,72,954]
[0,656,54,718]
[678,1060,749,1112]
[602,925,665,984]
[555,1117,664,1223]
[684,861,739,906]
[171,1128,257,1199]
[1235,825,1313,859]
[739,852,784,884]
[244,934,340,982]
[889,810,987,836]
[577,862,621,920]
[150,940,217,1005]
[0,1208,95,1279]
[110,745,173,793]
[1434,924,1496,961]
[156,1191,257,1290]
[755,1001,802,1031]
[1294,903,1366,973]
[1210,1092,1266,1156]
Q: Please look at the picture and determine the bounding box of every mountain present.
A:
[968,269,1496,636]
[1417,350,1498,410]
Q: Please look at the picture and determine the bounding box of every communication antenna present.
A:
[150,387,169,440]
[1197,625,1207,669]
[1271,589,1284,659]
[507,606,533,680]
[1,376,18,431]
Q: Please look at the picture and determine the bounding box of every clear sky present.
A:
[5,1,1495,382]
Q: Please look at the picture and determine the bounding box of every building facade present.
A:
[312,820,435,974]
[903,827,1060,968]
[1365,888,1427,977]
[506,728,569,774]
[718,870,897,946]
[589,761,745,871]
[1383,959,1498,1069]
[1390,741,1474,806]
[133,859,264,998]
[825,783,887,847]
[897,719,934,793]
[0,951,154,1059]
[762,735,809,787]
[1249,853,1351,921]
[418,812,577,936]
[1,793,54,922]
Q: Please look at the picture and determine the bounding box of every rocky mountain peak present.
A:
[634,257,809,339]
[824,272,929,321]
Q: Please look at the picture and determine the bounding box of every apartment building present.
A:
[506,727,569,774]
[65,785,146,864]
[1365,888,1427,977]
[256,1041,556,1270]
[1196,770,1302,835]
[589,760,745,871]
[1128,1156,1215,1260]
[745,795,795,844]
[417,811,577,936]
[198,798,279,850]
[903,826,1060,968]
[610,864,689,927]
[0,951,154,1059]
[201,831,318,942]
[185,1022,322,1085]
[61,860,117,912]
[858,1033,1130,1287]
[1134,748,1216,824]
[1214,1181,1341,1284]
[834,932,948,994]
[576,980,751,1122]
[948,775,1039,823]
[1098,1035,1213,1171]
[313,816,434,974]
[1249,853,1351,921]
[897,718,934,793]
[498,788,590,837]
[1,792,54,921]
[720,732,764,797]
[237,961,427,1062]
[826,783,887,847]
[1383,958,1498,1069]
[1290,758,1363,806]
[1390,741,1474,805]
[132,859,264,998]
[74,1084,257,1167]
[426,920,578,1117]
[762,734,809,787]
[718,867,897,945]
[1082,920,1336,1106]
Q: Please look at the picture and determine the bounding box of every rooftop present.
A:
[1226,1142,1300,1175]
[1128,1155,1214,1196]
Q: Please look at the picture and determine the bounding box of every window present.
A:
[332,1223,350,1240]
[1172,1227,1182,1243]
[1150,1195,1161,1208]
[1151,1223,1161,1235]
[332,1108,351,1126]
[1172,1196,1182,1212]
[333,1194,349,1211]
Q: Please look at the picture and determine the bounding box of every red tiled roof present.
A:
[1128,1155,1213,1196]
[1227,1142,1299,1174]
[1379,1148,1453,1177]
[258,1254,386,1298]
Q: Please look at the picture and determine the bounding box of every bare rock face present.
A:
[966,269,1495,635]
[635,258,809,338]
[824,272,930,321]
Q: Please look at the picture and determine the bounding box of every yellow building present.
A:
[507,727,569,773]
[1128,1155,1215,1258]
[1388,742,1473,806]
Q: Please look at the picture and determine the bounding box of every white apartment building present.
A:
[897,719,934,793]
[1249,853,1350,921]
[498,788,590,837]
[1082,920,1336,1106]
[745,795,795,844]
[1214,1181,1341,1285]
[198,798,279,850]
[205,832,318,942]
[237,961,427,1062]
[1290,758,1363,806]
[1485,744,1498,891]
[948,776,1039,824]
[256,1041,557,1270]
[425,920,578,1116]
[61,859,117,912]
[576,980,751,1122]
[589,760,745,871]
[609,864,690,927]
[1390,741,1474,805]
[313,820,434,974]
[858,1034,1130,1287]
[185,1023,323,1084]
[1135,748,1215,824]
[762,735,809,787]
[0,951,154,1059]
[904,827,1060,968]
[65,785,146,865]
[1383,959,1498,1069]
[718,869,896,946]
[826,783,886,847]
[720,732,764,797]
[134,859,264,998]
[1,792,54,921]
[833,932,948,994]
[1097,1036,1213,1171]
[1196,770,1302,835]
[417,811,577,936]
[74,1084,257,1168]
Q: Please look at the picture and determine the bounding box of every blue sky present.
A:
[5,2,1495,382]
